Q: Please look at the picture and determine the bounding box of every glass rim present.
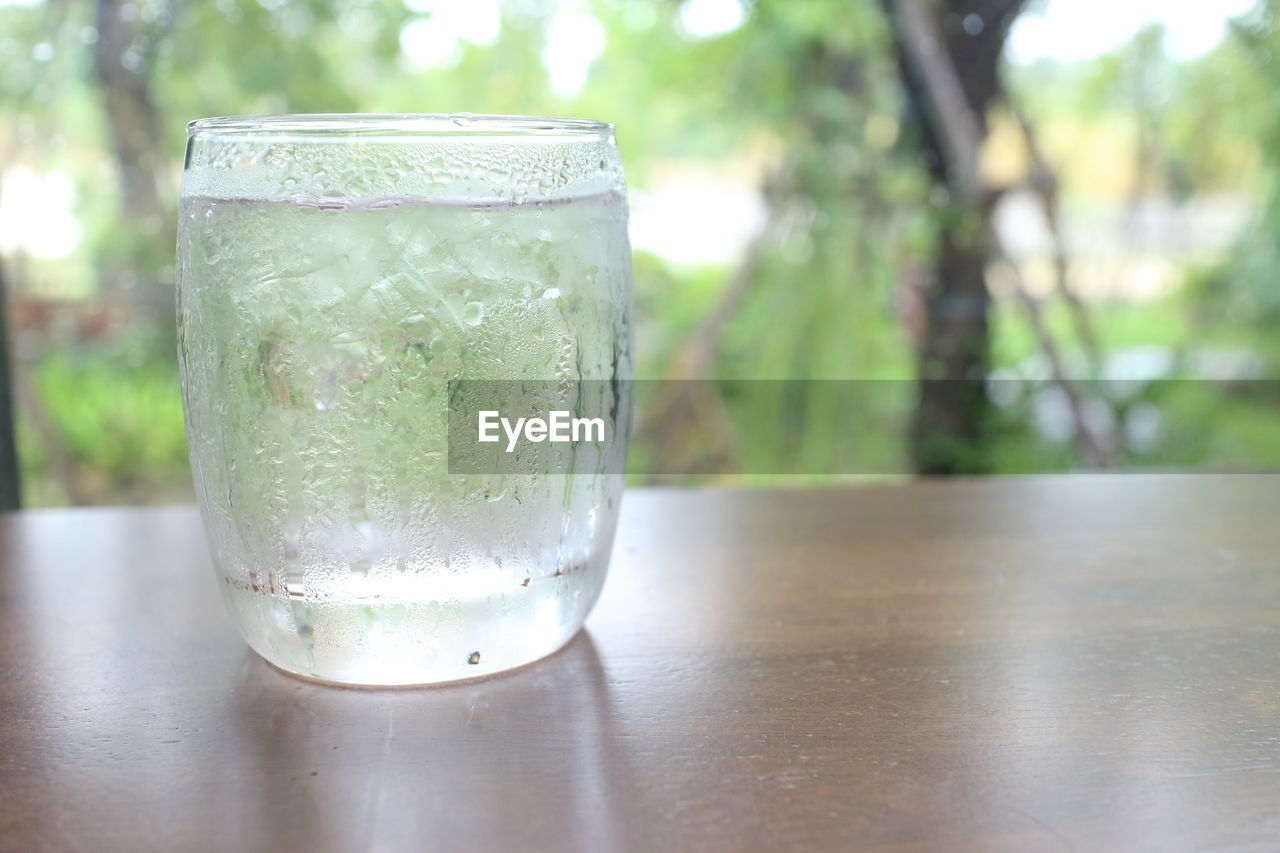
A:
[187,113,614,138]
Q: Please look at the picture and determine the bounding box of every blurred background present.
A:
[1,0,1278,506]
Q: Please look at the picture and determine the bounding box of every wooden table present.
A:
[1,476,1278,852]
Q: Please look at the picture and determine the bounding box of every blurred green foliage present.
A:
[23,346,187,505]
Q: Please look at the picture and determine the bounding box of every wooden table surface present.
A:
[1,476,1278,852]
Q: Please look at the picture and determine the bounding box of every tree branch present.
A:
[1007,99,1103,374]
[993,237,1112,467]
[886,0,987,201]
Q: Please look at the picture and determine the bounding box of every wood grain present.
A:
[1,476,1278,852]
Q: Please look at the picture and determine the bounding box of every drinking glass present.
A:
[177,115,631,685]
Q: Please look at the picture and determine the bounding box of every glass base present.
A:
[253,628,583,688]
[219,570,604,686]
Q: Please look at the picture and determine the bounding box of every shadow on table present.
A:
[210,631,636,850]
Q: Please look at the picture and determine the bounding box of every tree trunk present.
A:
[882,0,1025,473]
[94,0,164,222]
[915,212,995,472]
[93,0,173,324]
[0,258,20,510]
